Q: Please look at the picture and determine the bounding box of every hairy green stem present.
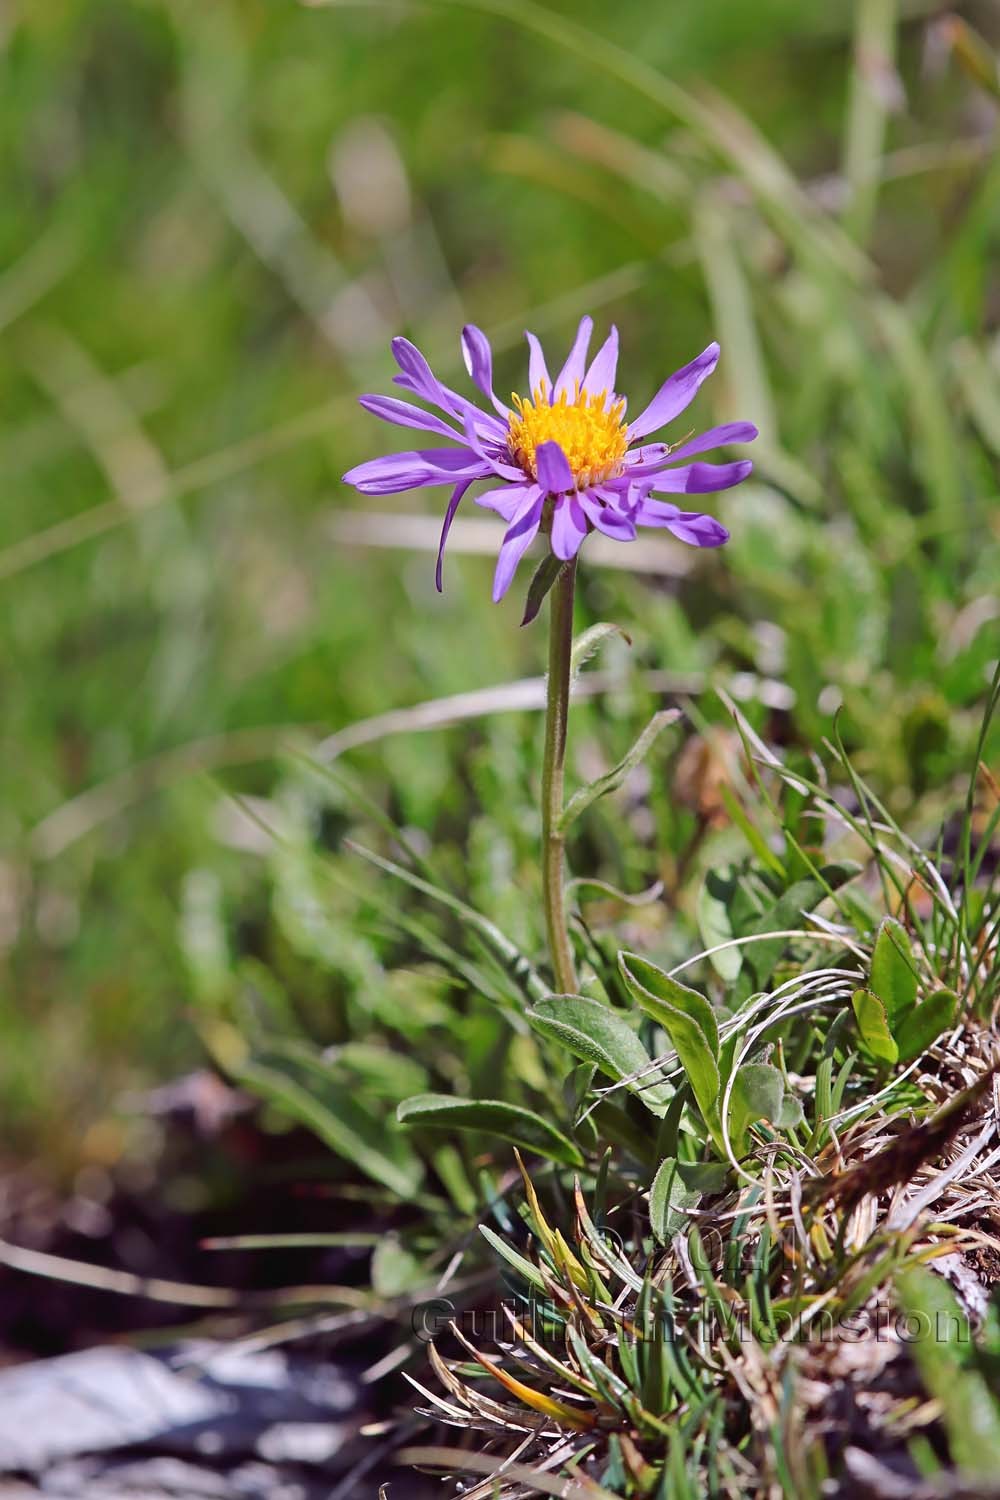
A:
[541,558,579,995]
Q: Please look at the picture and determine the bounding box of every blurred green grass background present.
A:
[2,0,998,1177]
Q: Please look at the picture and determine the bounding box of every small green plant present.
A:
[395,679,1000,1494]
[3,7,1000,1496]
[204,302,1000,1491]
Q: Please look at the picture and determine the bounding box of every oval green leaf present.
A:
[729,1062,785,1157]
[870,917,918,1026]
[529,995,672,1113]
[619,953,721,1139]
[697,867,743,983]
[895,988,959,1064]
[852,988,899,1066]
[650,1158,729,1244]
[397,1093,584,1167]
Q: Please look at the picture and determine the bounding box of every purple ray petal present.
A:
[627,342,720,442]
[614,477,655,515]
[535,439,575,495]
[493,491,544,602]
[436,477,475,591]
[343,447,488,495]
[666,421,758,463]
[390,337,441,404]
[551,493,588,560]
[650,459,753,494]
[462,411,529,483]
[392,373,506,441]
[620,444,672,478]
[359,394,462,441]
[525,331,551,400]
[666,512,730,547]
[580,490,637,541]
[554,316,593,401]
[633,498,729,546]
[473,481,538,522]
[581,325,619,403]
[461,325,510,417]
[390,335,506,439]
[597,477,654,515]
[632,496,680,523]
[627,444,671,464]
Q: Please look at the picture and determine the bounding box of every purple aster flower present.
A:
[343,317,757,603]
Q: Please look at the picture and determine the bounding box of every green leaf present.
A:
[896,1265,1000,1475]
[650,1158,729,1245]
[869,917,918,1026]
[345,840,546,1003]
[777,1093,805,1130]
[570,621,631,679]
[696,866,743,982]
[619,953,720,1141]
[520,552,564,627]
[528,995,672,1113]
[944,16,1000,105]
[851,988,899,1066]
[589,1101,659,1163]
[371,1236,424,1297]
[895,989,959,1065]
[329,1042,428,1098]
[619,954,720,1056]
[737,879,824,994]
[479,1223,547,1291]
[718,783,786,878]
[728,1062,784,1156]
[430,1144,478,1216]
[238,1059,423,1199]
[650,1157,701,1244]
[566,1328,632,1413]
[841,0,898,243]
[694,190,777,439]
[560,710,679,831]
[397,1093,584,1167]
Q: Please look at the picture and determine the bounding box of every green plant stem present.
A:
[541,558,579,995]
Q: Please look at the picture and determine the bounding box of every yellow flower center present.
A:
[507,385,629,490]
